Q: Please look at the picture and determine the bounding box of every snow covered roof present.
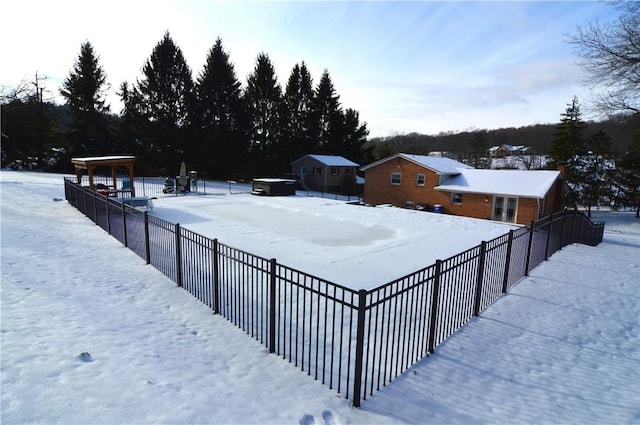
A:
[489,144,529,152]
[71,155,136,164]
[361,153,472,174]
[291,154,359,167]
[436,169,561,198]
[253,178,296,183]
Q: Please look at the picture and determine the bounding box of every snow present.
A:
[2,170,639,424]
[436,169,561,198]
[302,155,360,167]
[148,189,516,289]
[361,153,473,175]
[71,155,136,162]
[253,178,296,183]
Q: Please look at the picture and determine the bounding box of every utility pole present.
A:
[33,71,47,103]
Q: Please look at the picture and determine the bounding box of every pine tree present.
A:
[550,96,587,167]
[195,37,247,178]
[313,70,342,153]
[283,62,316,162]
[122,32,195,174]
[244,53,284,175]
[310,70,370,161]
[339,108,369,164]
[60,41,112,155]
[567,130,615,216]
[614,136,640,217]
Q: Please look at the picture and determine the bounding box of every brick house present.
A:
[361,153,564,224]
[290,154,360,192]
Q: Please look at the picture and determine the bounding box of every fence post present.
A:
[501,230,514,293]
[473,241,487,316]
[598,222,604,244]
[212,239,220,314]
[560,211,567,248]
[524,221,535,276]
[82,187,87,214]
[269,258,277,354]
[352,288,368,408]
[106,198,111,235]
[92,192,98,225]
[144,211,150,265]
[122,201,128,247]
[544,213,553,261]
[175,223,182,287]
[428,260,442,354]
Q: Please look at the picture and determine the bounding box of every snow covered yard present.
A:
[1,171,638,424]
[149,188,517,289]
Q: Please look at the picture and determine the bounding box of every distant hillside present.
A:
[364,113,639,163]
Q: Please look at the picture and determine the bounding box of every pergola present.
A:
[71,155,136,196]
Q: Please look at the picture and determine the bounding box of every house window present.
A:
[451,192,463,205]
[313,167,322,175]
[416,173,426,186]
[345,168,352,176]
[391,172,402,185]
[331,168,338,176]
[301,166,306,175]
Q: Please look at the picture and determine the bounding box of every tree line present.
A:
[366,114,639,163]
[2,2,638,214]
[549,97,639,217]
[1,32,369,178]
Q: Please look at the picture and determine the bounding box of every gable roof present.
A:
[435,169,561,199]
[361,153,472,174]
[291,154,359,167]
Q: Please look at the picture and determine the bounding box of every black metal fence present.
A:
[75,174,363,201]
[64,178,604,407]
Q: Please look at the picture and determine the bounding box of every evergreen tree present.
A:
[283,62,316,162]
[122,32,195,174]
[338,108,369,164]
[614,136,640,217]
[566,130,615,216]
[195,37,247,178]
[59,41,112,155]
[550,96,587,167]
[244,53,284,175]
[313,70,342,153]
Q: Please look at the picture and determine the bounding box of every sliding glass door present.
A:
[493,196,518,223]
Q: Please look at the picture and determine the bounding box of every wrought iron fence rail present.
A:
[63,177,604,407]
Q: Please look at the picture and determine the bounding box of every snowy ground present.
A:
[1,171,639,424]
[149,186,517,289]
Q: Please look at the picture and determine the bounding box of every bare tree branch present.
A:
[569,2,640,115]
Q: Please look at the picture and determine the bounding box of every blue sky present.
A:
[2,1,621,137]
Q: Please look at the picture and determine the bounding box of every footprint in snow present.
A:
[78,352,93,362]
[322,410,337,425]
[299,414,314,425]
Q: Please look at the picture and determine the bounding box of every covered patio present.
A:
[71,155,137,197]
